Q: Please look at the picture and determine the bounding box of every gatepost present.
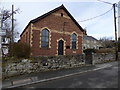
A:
[85,52,94,65]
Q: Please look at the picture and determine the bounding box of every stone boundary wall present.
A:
[2,53,116,79]
[93,53,115,64]
[118,52,120,60]
[2,54,85,79]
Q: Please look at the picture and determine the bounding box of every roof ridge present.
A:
[31,4,64,23]
[84,35,98,41]
[20,4,84,37]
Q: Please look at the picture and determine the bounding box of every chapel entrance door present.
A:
[58,40,64,55]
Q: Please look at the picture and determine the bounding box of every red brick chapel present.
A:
[20,5,84,56]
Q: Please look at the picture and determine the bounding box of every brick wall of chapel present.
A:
[20,25,31,45]
[21,9,83,56]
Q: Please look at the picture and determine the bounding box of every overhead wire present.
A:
[97,0,113,5]
[97,0,120,8]
[97,0,120,18]
[78,7,113,22]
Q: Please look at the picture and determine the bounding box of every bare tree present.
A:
[0,7,20,56]
[99,37,115,48]
[1,8,20,42]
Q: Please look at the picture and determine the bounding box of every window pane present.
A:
[42,29,49,36]
[72,39,76,42]
[45,42,49,47]
[41,42,45,47]
[42,30,46,36]
[72,35,74,39]
[41,36,46,41]
[72,34,75,39]
[72,34,76,40]
[45,37,49,42]
[72,33,76,49]
[42,36,49,42]
[41,29,49,48]
[45,30,49,37]
[72,42,76,49]
[42,42,49,47]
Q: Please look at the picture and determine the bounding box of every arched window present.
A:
[72,33,77,49]
[41,29,49,48]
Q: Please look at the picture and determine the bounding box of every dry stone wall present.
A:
[93,53,115,64]
[2,54,85,79]
[2,53,116,79]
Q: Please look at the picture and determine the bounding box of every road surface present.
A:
[16,61,119,88]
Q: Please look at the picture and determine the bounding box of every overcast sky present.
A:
[0,0,120,41]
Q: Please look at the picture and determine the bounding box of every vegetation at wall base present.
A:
[83,49,97,54]
[9,42,31,58]
[95,48,115,53]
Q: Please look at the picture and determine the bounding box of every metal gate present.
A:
[85,53,93,64]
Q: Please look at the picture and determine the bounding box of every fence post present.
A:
[92,52,95,65]
[82,53,85,64]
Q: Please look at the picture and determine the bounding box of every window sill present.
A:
[71,48,77,51]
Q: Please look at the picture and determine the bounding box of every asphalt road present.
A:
[16,61,119,89]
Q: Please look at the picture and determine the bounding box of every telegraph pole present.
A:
[10,4,14,56]
[113,3,118,61]
[0,14,2,59]
[10,5,14,56]
[12,4,14,43]
[97,0,118,61]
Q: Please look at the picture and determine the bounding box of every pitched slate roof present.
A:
[84,35,98,41]
[20,4,84,37]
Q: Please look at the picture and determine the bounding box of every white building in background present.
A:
[118,1,120,38]
[0,14,9,57]
[83,35,102,50]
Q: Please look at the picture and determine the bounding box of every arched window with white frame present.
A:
[41,29,49,48]
[72,33,77,49]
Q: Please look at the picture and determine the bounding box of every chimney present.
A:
[83,29,87,35]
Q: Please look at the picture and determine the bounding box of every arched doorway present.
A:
[58,40,64,55]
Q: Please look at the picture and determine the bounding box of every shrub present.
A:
[83,49,97,54]
[118,42,120,52]
[118,45,120,52]
[118,37,120,52]
[9,42,31,58]
[95,48,114,53]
